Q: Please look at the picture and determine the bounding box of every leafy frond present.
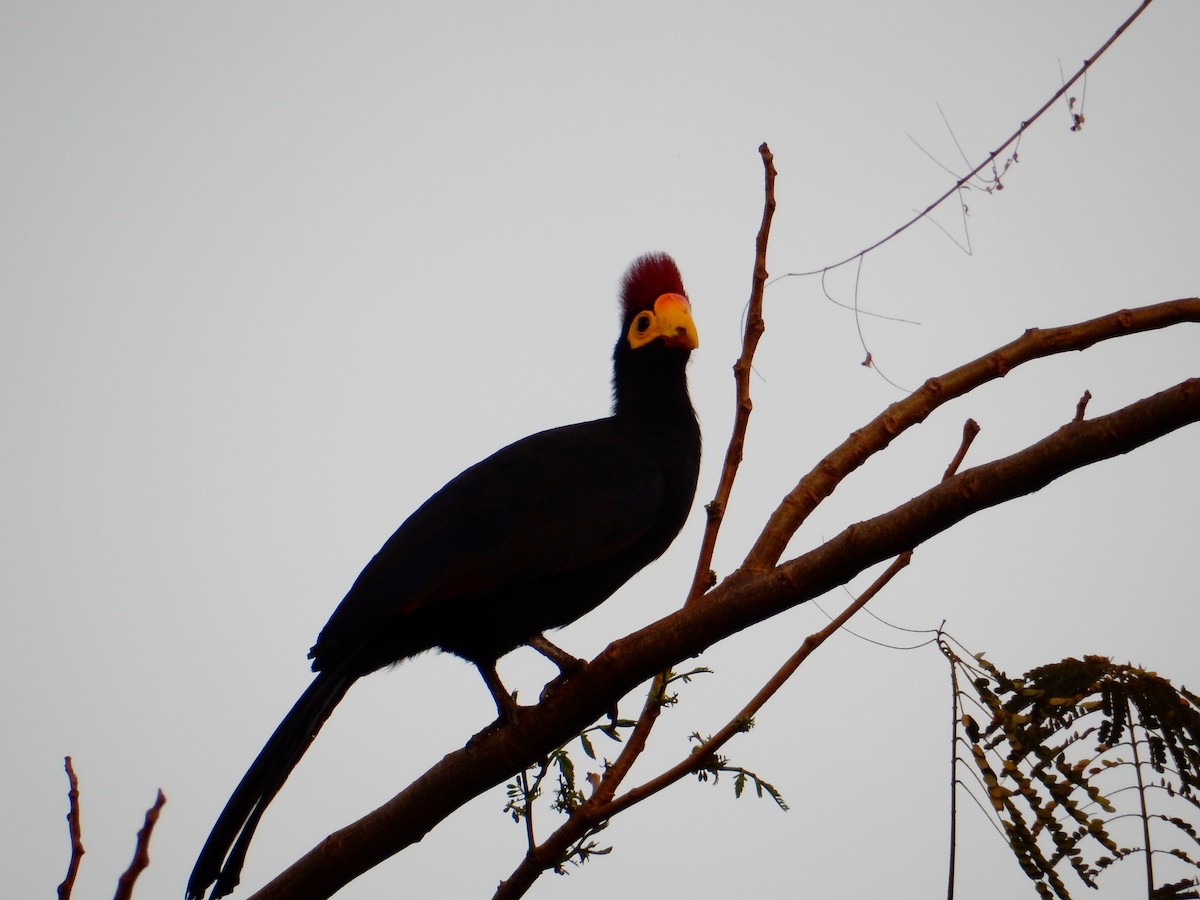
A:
[942,640,1200,898]
[687,732,789,811]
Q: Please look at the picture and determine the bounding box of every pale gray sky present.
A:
[3,3,1198,898]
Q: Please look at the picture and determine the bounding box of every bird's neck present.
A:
[611,346,696,432]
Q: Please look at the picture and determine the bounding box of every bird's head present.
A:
[620,253,699,352]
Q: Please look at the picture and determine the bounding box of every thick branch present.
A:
[743,298,1200,571]
[250,370,1199,900]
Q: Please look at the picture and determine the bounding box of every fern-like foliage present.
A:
[500,665,788,875]
[941,637,1200,899]
[688,729,790,811]
[502,719,633,868]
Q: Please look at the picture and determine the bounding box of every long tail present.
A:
[187,668,355,900]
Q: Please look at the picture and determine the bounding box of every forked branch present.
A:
[744,299,1200,571]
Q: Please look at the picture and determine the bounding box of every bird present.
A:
[187,252,701,899]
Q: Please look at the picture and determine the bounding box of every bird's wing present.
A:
[313,418,665,652]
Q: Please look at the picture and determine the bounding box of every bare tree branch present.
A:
[775,0,1156,279]
[58,757,84,900]
[744,299,1200,571]
[248,323,1199,900]
[113,791,167,900]
[235,12,1182,893]
[687,141,776,606]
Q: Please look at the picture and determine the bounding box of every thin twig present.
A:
[821,424,977,649]
[942,636,962,900]
[820,266,921,323]
[944,419,981,481]
[1075,389,1093,421]
[938,102,976,176]
[774,0,1155,281]
[517,769,537,850]
[686,142,777,606]
[850,255,911,392]
[936,423,982,900]
[591,139,777,847]
[113,790,166,900]
[546,140,776,852]
[495,144,780,900]
[58,757,84,900]
[1127,698,1157,896]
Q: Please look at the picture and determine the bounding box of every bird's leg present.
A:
[477,661,521,723]
[527,634,587,676]
[527,635,620,722]
[527,633,591,704]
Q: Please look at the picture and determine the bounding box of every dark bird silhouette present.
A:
[187,253,701,899]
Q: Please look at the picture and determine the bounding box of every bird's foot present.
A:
[527,634,587,674]
[492,687,524,725]
[528,634,587,702]
[466,689,534,747]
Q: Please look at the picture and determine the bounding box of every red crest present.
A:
[620,253,686,315]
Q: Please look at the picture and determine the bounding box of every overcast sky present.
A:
[3,3,1198,898]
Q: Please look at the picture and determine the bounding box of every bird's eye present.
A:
[635,313,652,334]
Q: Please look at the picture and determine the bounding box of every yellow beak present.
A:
[627,292,699,350]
